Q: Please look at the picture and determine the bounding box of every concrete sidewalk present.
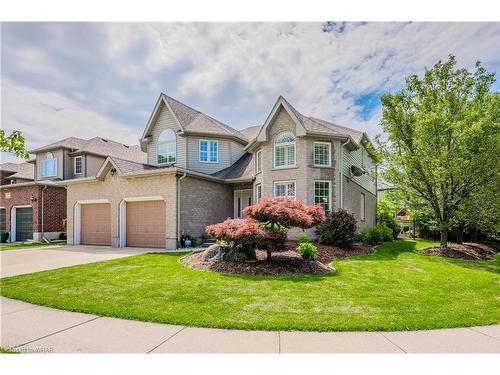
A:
[0,245,154,277]
[1,297,498,353]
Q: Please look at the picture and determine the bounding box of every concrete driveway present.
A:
[0,245,154,277]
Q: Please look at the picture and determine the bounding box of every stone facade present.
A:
[0,184,66,241]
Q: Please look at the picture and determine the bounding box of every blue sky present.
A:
[1,22,499,163]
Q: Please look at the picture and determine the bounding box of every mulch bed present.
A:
[419,242,497,260]
[181,240,373,276]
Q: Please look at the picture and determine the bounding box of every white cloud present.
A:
[99,22,499,135]
[2,22,499,148]
[1,80,140,152]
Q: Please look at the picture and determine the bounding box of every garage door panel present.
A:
[126,201,165,248]
[81,203,111,246]
[16,207,33,242]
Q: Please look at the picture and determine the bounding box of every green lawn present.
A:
[0,240,498,331]
[0,241,66,251]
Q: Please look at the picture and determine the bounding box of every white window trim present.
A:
[255,150,262,174]
[313,141,332,167]
[199,139,219,163]
[314,180,332,212]
[273,180,296,200]
[40,157,57,178]
[157,129,177,165]
[255,183,262,202]
[74,156,83,175]
[273,132,296,169]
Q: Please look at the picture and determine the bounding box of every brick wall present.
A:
[42,186,67,232]
[66,170,177,248]
[0,185,66,236]
[179,176,233,240]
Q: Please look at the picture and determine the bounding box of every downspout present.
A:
[41,185,48,242]
[177,171,187,247]
[339,139,350,209]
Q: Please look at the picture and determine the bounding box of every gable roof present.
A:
[28,136,145,163]
[0,162,34,180]
[141,94,247,144]
[239,125,262,142]
[28,137,87,153]
[69,137,146,163]
[248,95,370,151]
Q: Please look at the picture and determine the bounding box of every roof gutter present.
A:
[177,171,187,245]
[339,138,350,209]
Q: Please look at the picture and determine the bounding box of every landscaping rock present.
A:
[202,244,221,261]
[222,246,257,262]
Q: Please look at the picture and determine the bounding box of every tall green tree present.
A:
[0,130,30,159]
[380,56,500,247]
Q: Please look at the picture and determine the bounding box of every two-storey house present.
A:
[62,94,377,250]
[0,137,145,242]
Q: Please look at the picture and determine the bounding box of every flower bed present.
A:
[181,240,373,276]
[419,242,497,260]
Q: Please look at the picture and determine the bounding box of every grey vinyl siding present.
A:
[186,137,243,174]
[146,104,186,168]
[342,175,376,230]
[342,144,376,195]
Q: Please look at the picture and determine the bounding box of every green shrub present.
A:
[316,209,357,247]
[379,223,393,241]
[297,233,311,244]
[361,223,394,245]
[361,227,383,245]
[297,242,318,260]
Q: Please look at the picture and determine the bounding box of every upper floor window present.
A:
[157,129,176,164]
[274,180,296,199]
[314,142,331,167]
[74,156,83,175]
[199,140,218,163]
[274,131,295,168]
[40,152,57,177]
[255,150,262,173]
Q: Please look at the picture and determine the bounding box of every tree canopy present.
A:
[380,55,500,247]
[0,130,30,160]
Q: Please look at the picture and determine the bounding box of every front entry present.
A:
[234,189,253,218]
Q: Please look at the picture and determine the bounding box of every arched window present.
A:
[274,131,296,168]
[157,129,176,164]
[41,152,57,177]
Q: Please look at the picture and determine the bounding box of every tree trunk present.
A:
[266,249,272,261]
[440,229,448,248]
[456,222,464,244]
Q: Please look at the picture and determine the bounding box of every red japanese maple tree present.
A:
[243,197,326,260]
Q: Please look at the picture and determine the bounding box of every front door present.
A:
[234,190,253,218]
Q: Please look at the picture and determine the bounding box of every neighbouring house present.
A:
[61,94,377,250]
[0,137,145,242]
